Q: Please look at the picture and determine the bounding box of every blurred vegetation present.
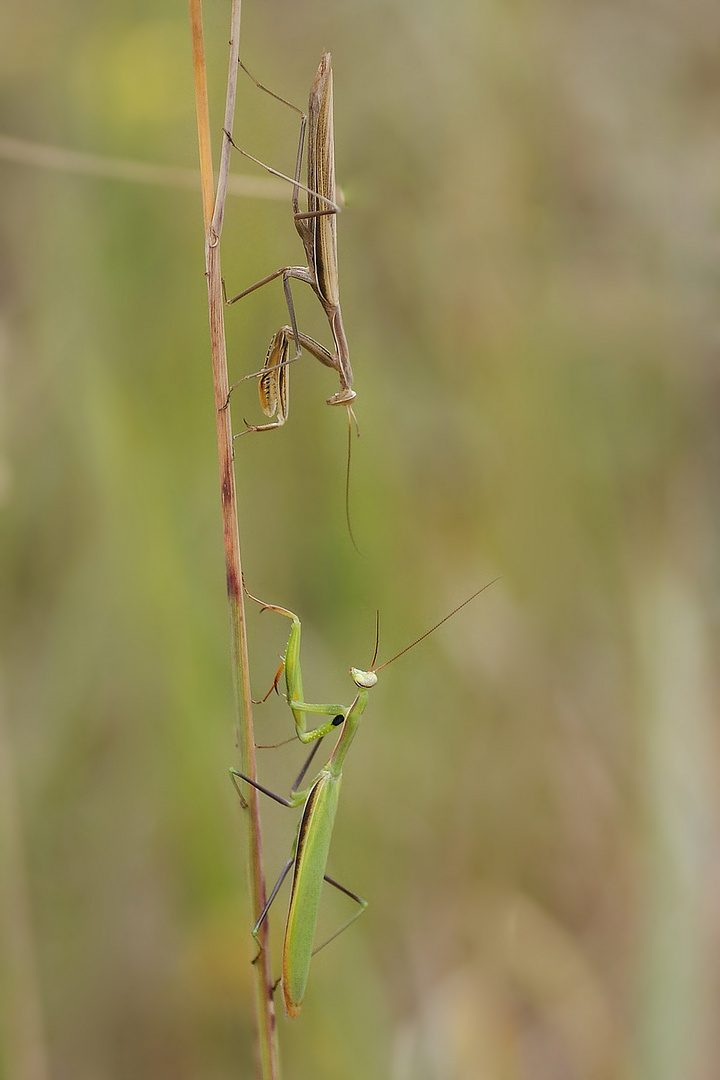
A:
[1,0,719,1078]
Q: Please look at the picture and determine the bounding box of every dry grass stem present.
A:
[189,0,280,1076]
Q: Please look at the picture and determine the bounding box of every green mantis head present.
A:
[350,667,378,689]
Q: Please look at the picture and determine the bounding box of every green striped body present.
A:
[282,769,341,1017]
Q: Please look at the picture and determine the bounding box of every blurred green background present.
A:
[2,0,719,1077]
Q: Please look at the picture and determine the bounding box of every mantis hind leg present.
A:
[250,857,294,962]
[259,870,367,992]
[311,874,368,959]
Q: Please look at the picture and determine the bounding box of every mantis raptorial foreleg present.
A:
[246,595,350,743]
[232,326,341,435]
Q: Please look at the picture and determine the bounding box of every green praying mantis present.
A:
[232,581,496,1018]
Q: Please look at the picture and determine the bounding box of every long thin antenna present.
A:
[345,407,363,556]
[369,610,381,670]
[373,579,499,673]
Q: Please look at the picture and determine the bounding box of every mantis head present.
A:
[350,667,378,689]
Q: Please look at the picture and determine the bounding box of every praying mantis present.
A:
[224,51,356,435]
[232,582,496,1018]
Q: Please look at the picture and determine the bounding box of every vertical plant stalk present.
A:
[189,1,280,1077]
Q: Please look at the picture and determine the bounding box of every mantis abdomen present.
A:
[282,769,341,1017]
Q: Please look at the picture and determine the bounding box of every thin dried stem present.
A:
[0,134,287,199]
[189,1,280,1076]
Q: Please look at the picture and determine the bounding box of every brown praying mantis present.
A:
[223,52,357,436]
